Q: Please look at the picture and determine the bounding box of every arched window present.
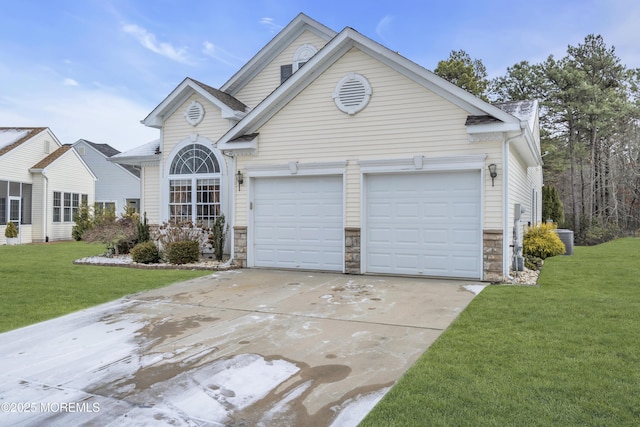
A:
[168,144,222,227]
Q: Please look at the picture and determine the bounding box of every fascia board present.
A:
[221,14,336,95]
[109,155,159,166]
[218,27,521,144]
[217,32,356,144]
[142,79,240,128]
[467,122,522,134]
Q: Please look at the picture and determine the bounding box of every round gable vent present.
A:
[333,73,372,115]
[184,100,205,126]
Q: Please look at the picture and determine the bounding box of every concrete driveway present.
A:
[0,269,484,426]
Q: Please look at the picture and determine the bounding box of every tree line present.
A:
[434,37,640,244]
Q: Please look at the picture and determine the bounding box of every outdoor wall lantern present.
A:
[488,163,497,187]
[236,170,244,190]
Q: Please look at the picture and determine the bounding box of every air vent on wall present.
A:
[333,73,372,115]
[184,100,205,126]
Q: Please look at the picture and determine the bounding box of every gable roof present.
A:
[221,13,337,96]
[0,127,49,157]
[218,26,523,148]
[30,145,72,169]
[73,139,141,178]
[142,77,248,128]
[30,144,97,181]
[110,139,161,166]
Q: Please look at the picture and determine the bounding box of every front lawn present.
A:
[0,241,211,332]
[360,238,640,426]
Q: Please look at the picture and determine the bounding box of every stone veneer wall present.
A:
[483,229,503,282]
[345,227,361,274]
[233,226,247,267]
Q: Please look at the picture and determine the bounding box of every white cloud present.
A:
[122,23,193,65]
[0,87,158,152]
[63,78,79,86]
[260,17,282,33]
[375,15,394,42]
[202,40,244,68]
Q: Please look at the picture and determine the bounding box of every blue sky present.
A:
[1,0,639,152]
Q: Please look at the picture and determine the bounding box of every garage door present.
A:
[253,175,343,271]
[365,171,481,278]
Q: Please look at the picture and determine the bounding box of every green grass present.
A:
[0,241,211,332]
[360,238,640,426]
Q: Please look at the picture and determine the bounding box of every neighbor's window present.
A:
[63,193,72,222]
[71,193,79,221]
[95,201,116,215]
[0,180,7,225]
[53,192,61,222]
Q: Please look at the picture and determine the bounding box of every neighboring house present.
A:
[72,139,141,215]
[112,14,542,281]
[0,127,96,244]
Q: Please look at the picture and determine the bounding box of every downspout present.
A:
[221,151,236,268]
[502,127,525,281]
[42,171,49,242]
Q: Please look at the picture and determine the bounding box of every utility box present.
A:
[554,229,574,255]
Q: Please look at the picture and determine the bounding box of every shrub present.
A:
[131,241,161,264]
[209,214,227,261]
[523,223,566,260]
[136,212,150,243]
[154,221,203,248]
[524,254,544,271]
[4,221,18,238]
[542,185,565,225]
[584,222,620,246]
[165,240,200,265]
[72,203,93,241]
[83,216,137,255]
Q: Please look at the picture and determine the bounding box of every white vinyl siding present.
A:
[74,141,140,215]
[44,152,95,241]
[235,30,329,107]
[235,47,503,229]
[142,165,160,224]
[0,130,60,183]
[162,93,233,163]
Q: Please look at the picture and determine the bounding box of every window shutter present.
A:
[280,64,293,84]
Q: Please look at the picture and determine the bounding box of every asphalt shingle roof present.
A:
[0,127,47,156]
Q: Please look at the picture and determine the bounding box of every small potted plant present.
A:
[4,221,19,245]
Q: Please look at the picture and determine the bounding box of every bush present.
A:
[83,216,137,255]
[209,214,227,261]
[130,241,161,264]
[523,223,566,260]
[136,212,150,243]
[4,221,18,238]
[524,254,544,271]
[165,240,200,265]
[542,185,565,225]
[72,203,93,241]
[584,222,620,246]
[155,221,204,248]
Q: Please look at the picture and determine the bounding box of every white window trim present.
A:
[293,44,317,71]
[163,136,227,226]
[358,154,487,173]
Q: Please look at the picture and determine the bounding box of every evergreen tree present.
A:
[435,50,489,99]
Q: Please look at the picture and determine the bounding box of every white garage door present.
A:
[365,171,481,278]
[253,175,343,271]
